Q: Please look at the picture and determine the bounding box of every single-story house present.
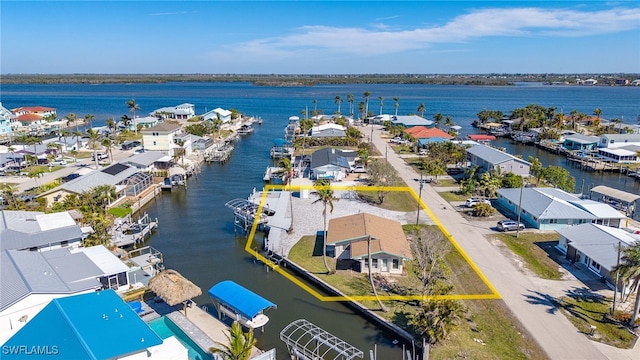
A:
[562,133,600,151]
[599,133,640,149]
[557,223,638,287]
[568,199,628,228]
[466,143,530,177]
[203,107,232,123]
[122,151,173,172]
[467,134,496,143]
[496,188,596,230]
[596,146,640,163]
[327,213,411,275]
[589,185,639,219]
[310,148,353,180]
[310,123,346,138]
[151,103,195,120]
[40,163,153,207]
[1,289,187,359]
[190,135,214,151]
[118,115,160,131]
[0,245,132,342]
[0,210,83,252]
[390,115,434,128]
[405,126,453,147]
[52,136,86,152]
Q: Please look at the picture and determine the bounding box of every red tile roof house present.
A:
[11,106,57,127]
[404,126,453,141]
[326,213,412,275]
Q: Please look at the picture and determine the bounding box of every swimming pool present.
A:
[147,316,211,360]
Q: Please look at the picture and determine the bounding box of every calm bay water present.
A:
[2,82,639,358]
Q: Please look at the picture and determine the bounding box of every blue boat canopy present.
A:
[208,280,276,320]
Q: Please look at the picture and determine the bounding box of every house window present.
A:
[372,258,378,268]
[522,210,527,214]
[61,241,69,247]
[153,141,157,146]
[590,259,601,271]
[392,259,399,270]
[549,219,558,224]
[364,258,369,267]
[533,217,538,221]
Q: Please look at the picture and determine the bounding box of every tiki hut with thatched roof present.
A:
[148,269,202,316]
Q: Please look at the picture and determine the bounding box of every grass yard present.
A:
[493,232,563,280]
[437,191,467,203]
[433,178,458,187]
[287,226,547,359]
[355,189,419,212]
[558,292,638,349]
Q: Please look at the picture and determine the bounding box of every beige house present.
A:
[327,213,411,275]
[141,122,182,155]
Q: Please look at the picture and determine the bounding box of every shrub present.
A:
[473,203,495,217]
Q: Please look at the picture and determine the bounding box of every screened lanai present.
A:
[120,172,153,197]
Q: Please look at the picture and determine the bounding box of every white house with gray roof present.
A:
[466,144,531,177]
[557,223,638,287]
[150,103,195,120]
[496,188,597,230]
[599,133,640,148]
[39,163,153,207]
[0,245,130,341]
[0,210,83,252]
[203,107,232,123]
[123,151,172,172]
[390,115,434,128]
[310,148,353,180]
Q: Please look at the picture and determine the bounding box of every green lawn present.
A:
[492,232,564,280]
[356,189,418,212]
[437,191,467,202]
[287,226,547,359]
[559,293,637,348]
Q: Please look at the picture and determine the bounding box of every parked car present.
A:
[497,220,525,232]
[351,165,367,173]
[418,149,429,156]
[96,152,108,160]
[50,159,67,166]
[61,173,81,182]
[465,198,491,208]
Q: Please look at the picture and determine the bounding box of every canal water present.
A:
[2,82,639,358]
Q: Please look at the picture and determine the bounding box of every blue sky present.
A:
[2,1,639,74]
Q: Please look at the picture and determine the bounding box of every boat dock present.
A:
[263,166,284,183]
[204,143,234,162]
[110,213,158,247]
[247,190,292,253]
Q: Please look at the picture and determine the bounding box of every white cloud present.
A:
[203,6,640,65]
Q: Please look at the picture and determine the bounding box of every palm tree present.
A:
[127,99,141,132]
[86,128,102,169]
[121,114,132,132]
[312,179,337,274]
[65,113,78,133]
[358,102,365,121]
[378,96,384,115]
[0,183,19,209]
[433,113,443,128]
[334,95,342,114]
[393,97,399,116]
[417,103,426,118]
[347,93,354,117]
[101,138,114,162]
[84,114,95,131]
[312,99,317,117]
[363,91,371,120]
[613,242,640,325]
[209,321,255,360]
[105,118,117,138]
[444,115,453,131]
[278,157,294,232]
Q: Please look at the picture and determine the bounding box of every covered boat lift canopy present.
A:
[208,280,276,329]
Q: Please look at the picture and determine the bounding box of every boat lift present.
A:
[208,280,277,331]
[225,198,273,232]
[280,319,364,360]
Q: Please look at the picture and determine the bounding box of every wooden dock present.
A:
[110,213,158,247]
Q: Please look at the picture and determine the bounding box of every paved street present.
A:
[362,125,640,360]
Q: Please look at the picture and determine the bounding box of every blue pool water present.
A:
[147,316,210,360]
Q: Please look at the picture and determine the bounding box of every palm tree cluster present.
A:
[613,242,640,326]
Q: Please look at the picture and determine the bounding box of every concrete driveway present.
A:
[361,125,637,360]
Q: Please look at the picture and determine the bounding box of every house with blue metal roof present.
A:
[497,188,598,230]
[208,280,276,330]
[0,245,132,342]
[466,144,531,177]
[0,289,188,360]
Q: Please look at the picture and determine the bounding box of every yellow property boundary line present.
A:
[243,184,501,302]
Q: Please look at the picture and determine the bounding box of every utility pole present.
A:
[416,172,423,225]
[516,183,524,238]
[611,240,622,315]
